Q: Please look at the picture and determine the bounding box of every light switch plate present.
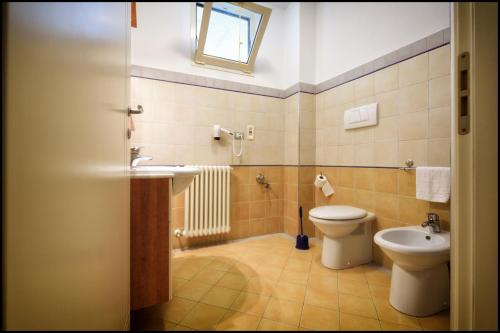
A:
[247,125,255,140]
[344,103,378,129]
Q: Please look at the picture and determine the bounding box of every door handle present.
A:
[128,104,143,116]
[458,52,470,135]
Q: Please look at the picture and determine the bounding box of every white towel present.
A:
[416,167,451,203]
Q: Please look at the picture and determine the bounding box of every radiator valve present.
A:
[174,228,184,238]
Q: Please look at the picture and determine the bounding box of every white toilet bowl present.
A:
[309,205,375,269]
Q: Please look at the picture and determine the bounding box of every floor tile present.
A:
[243,276,277,296]
[191,268,226,285]
[257,318,299,331]
[279,270,309,285]
[418,309,450,331]
[339,293,378,319]
[373,297,421,328]
[179,303,227,331]
[337,266,367,282]
[230,292,271,316]
[369,282,391,299]
[173,277,189,293]
[263,298,303,326]
[363,264,392,286]
[339,312,382,330]
[173,280,213,301]
[273,281,306,302]
[161,297,197,324]
[255,265,283,281]
[216,272,248,291]
[300,304,340,331]
[284,258,311,273]
[307,272,338,294]
[173,263,203,280]
[380,321,422,330]
[200,286,241,308]
[338,278,371,298]
[215,310,261,331]
[210,257,237,272]
[304,287,339,310]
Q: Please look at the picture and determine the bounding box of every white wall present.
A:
[283,2,300,88]
[299,2,316,84]
[315,2,450,83]
[132,2,291,90]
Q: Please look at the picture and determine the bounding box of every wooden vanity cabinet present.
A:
[130,178,170,310]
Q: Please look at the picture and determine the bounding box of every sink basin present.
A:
[374,226,450,317]
[374,226,450,270]
[130,165,201,196]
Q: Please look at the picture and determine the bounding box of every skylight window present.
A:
[195,2,271,73]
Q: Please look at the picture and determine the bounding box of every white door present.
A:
[450,2,498,330]
[4,3,130,330]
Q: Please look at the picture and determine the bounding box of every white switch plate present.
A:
[247,125,255,140]
[344,103,378,129]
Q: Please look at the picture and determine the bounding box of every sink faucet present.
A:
[421,212,441,234]
[131,146,152,167]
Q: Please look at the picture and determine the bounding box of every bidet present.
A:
[374,226,450,316]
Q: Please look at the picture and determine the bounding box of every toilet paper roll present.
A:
[314,174,327,188]
[322,181,335,197]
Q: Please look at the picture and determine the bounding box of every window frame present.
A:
[194,2,272,74]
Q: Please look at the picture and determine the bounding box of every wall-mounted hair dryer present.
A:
[213,124,244,157]
[213,124,234,140]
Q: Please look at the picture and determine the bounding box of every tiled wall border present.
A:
[131,28,450,99]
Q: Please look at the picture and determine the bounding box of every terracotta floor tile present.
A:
[230,292,271,316]
[284,258,311,273]
[179,303,227,331]
[338,293,378,319]
[263,298,303,326]
[300,304,340,331]
[338,278,371,298]
[172,262,203,280]
[373,297,421,328]
[380,321,422,331]
[215,272,248,291]
[304,287,339,310]
[307,272,338,294]
[369,282,391,299]
[173,280,212,301]
[339,312,382,330]
[200,286,241,308]
[191,268,226,285]
[257,318,299,331]
[243,276,277,296]
[161,297,197,324]
[417,309,450,331]
[273,281,306,302]
[255,265,283,281]
[215,310,261,331]
[210,257,237,272]
[173,277,189,293]
[279,270,309,285]
[337,265,367,282]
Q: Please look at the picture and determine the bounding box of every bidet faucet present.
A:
[421,213,441,233]
[130,146,152,167]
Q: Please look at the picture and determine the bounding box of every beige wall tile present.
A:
[399,196,430,225]
[354,75,375,100]
[354,143,375,166]
[428,138,451,167]
[398,82,428,114]
[374,66,399,94]
[374,116,399,141]
[429,44,451,79]
[398,111,429,141]
[429,107,451,139]
[429,75,451,109]
[376,90,399,118]
[398,53,428,87]
[374,140,399,167]
[354,168,376,191]
[399,140,428,166]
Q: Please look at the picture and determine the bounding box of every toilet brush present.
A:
[295,206,309,250]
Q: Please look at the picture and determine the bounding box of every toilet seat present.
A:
[309,205,367,221]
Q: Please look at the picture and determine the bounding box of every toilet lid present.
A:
[309,205,367,220]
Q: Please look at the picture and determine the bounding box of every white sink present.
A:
[130,165,201,196]
[374,226,450,317]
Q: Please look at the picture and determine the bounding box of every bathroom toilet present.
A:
[309,205,375,269]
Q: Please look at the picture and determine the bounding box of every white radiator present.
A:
[183,166,231,237]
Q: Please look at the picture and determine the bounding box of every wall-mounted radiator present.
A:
[182,165,231,237]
